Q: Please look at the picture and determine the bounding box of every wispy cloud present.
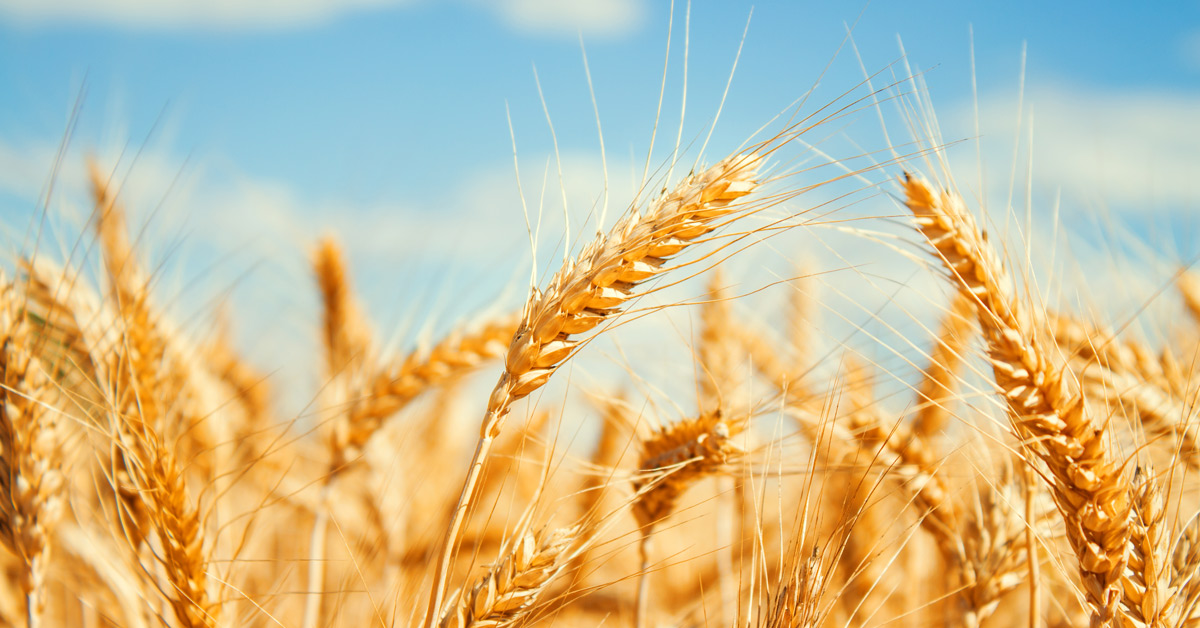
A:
[948,84,1200,214]
[483,0,645,38]
[0,0,417,30]
[0,0,645,36]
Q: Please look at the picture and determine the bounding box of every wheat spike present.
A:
[913,291,975,437]
[1178,270,1200,326]
[203,309,271,435]
[1122,467,1171,627]
[88,163,217,627]
[314,236,374,380]
[902,172,1137,626]
[438,525,578,628]
[340,314,518,464]
[1170,510,1200,624]
[960,468,1056,627]
[483,153,763,438]
[632,409,746,530]
[697,269,743,414]
[0,281,65,627]
[427,153,765,624]
[1052,312,1200,468]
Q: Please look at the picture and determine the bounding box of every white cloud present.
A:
[0,0,644,36]
[948,84,1200,214]
[485,0,644,38]
[0,0,414,29]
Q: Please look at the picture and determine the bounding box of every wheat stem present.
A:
[425,153,765,626]
[902,172,1136,626]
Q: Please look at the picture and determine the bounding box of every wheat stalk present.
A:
[88,163,218,628]
[340,314,519,467]
[1123,466,1171,627]
[425,152,765,625]
[437,525,578,628]
[901,172,1138,626]
[1052,313,1200,468]
[913,292,975,437]
[0,281,65,628]
[1171,510,1200,625]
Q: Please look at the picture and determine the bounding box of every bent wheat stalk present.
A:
[425,152,765,626]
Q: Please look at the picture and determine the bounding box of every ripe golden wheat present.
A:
[1,40,1198,628]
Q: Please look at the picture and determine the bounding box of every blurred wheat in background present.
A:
[2,2,1200,627]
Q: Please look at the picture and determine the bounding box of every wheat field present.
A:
[1,14,1199,628]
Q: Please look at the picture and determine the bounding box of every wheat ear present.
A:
[125,428,216,627]
[792,398,960,566]
[425,152,764,625]
[1178,270,1200,325]
[1053,312,1200,468]
[902,172,1136,626]
[1170,510,1200,623]
[913,291,975,437]
[0,281,65,628]
[203,310,270,435]
[1123,466,1171,627]
[88,163,217,627]
[437,525,578,628]
[340,313,518,464]
[698,269,743,414]
[631,409,746,532]
[631,409,747,627]
[960,468,1055,627]
[314,237,374,378]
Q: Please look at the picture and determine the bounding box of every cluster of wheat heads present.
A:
[2,62,1200,628]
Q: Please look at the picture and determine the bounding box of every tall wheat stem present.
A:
[423,153,765,626]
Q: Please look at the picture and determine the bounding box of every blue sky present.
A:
[4,1,1197,209]
[2,0,1199,404]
